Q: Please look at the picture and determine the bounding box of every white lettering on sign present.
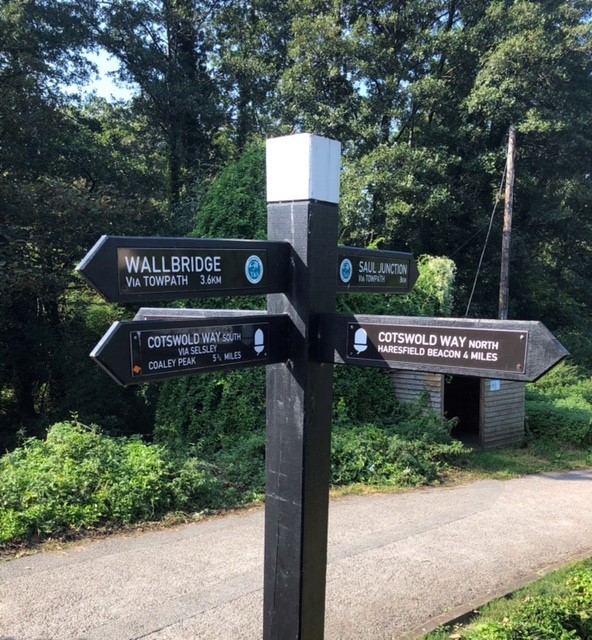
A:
[358,261,408,275]
[148,358,176,370]
[146,330,231,349]
[124,255,222,275]
[471,351,498,362]
[379,262,407,275]
[142,275,189,287]
[427,348,462,359]
[355,260,408,285]
[439,335,467,348]
[468,339,499,350]
[378,331,438,346]
[378,345,426,356]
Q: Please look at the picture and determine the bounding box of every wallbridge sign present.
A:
[79,134,567,640]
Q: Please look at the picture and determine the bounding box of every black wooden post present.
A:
[264,134,341,639]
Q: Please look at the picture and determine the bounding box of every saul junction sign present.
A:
[78,134,567,640]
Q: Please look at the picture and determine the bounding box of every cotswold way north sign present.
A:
[319,315,566,382]
[80,134,567,640]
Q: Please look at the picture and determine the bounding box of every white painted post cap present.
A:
[266,133,341,204]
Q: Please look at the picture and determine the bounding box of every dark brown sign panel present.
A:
[318,314,569,381]
[346,322,527,374]
[77,236,290,303]
[336,246,419,293]
[91,314,289,385]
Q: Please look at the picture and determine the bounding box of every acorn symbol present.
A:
[353,328,368,354]
[254,328,265,355]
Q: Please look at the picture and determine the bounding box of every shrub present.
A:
[465,566,592,639]
[331,425,466,487]
[0,420,224,544]
[331,397,465,487]
[526,362,592,447]
[0,421,164,542]
[169,457,226,512]
[526,398,592,447]
[154,368,266,453]
[212,430,267,501]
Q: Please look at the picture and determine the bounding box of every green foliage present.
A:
[458,564,592,640]
[526,363,592,447]
[0,421,225,544]
[212,431,267,502]
[0,9,167,438]
[333,367,398,428]
[0,421,164,542]
[155,368,266,452]
[332,395,464,487]
[408,256,456,317]
[97,0,224,204]
[48,289,159,437]
[192,142,266,240]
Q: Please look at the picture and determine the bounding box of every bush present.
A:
[331,425,465,487]
[526,398,592,447]
[464,566,592,639]
[0,420,224,544]
[154,368,266,453]
[331,396,465,487]
[526,362,592,447]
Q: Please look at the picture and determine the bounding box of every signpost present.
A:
[336,246,419,293]
[76,235,290,302]
[318,314,568,382]
[90,315,289,386]
[79,133,568,640]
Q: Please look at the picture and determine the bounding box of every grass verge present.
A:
[422,558,592,639]
[450,442,592,482]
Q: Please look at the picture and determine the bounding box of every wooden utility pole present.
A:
[499,125,517,320]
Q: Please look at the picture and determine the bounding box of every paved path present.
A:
[1,470,592,640]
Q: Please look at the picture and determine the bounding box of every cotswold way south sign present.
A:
[79,134,567,640]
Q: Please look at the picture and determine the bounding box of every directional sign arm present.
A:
[77,235,291,303]
[133,307,267,321]
[336,246,419,294]
[318,314,568,382]
[91,314,291,386]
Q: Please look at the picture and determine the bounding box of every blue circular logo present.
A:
[339,258,353,283]
[245,255,264,284]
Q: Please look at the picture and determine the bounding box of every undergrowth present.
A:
[425,559,592,639]
[0,420,226,545]
[1,362,590,547]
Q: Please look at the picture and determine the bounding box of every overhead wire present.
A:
[463,167,507,317]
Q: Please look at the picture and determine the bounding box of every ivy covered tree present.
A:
[0,1,167,439]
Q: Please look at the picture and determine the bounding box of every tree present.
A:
[0,1,168,437]
[192,142,266,240]
[95,0,225,207]
[277,0,592,362]
[211,0,295,154]
[461,0,592,329]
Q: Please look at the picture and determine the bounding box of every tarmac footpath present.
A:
[1,469,592,640]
